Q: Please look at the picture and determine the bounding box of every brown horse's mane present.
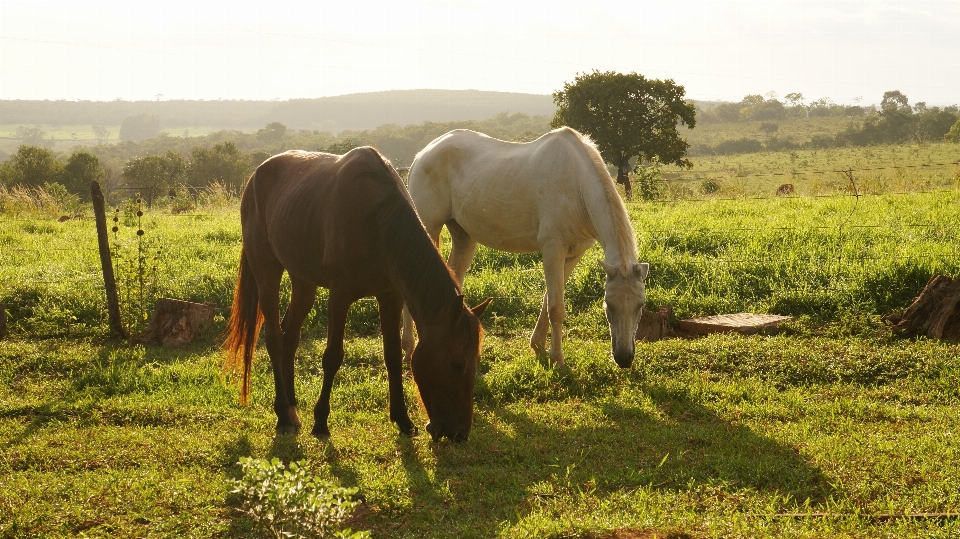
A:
[350,148,463,332]
[364,152,466,327]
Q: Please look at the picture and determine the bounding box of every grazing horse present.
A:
[402,127,647,368]
[224,148,492,442]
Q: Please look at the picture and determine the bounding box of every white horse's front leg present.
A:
[541,247,567,367]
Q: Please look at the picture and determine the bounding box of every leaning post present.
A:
[91,180,128,339]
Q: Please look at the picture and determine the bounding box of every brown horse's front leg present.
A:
[312,289,351,439]
[378,292,416,436]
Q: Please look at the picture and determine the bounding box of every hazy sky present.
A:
[1,0,957,105]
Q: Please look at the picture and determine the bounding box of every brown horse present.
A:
[223,148,491,442]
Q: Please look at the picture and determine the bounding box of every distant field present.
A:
[664,141,960,198]
[0,125,234,155]
[684,116,856,149]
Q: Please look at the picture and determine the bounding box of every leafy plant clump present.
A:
[231,457,369,539]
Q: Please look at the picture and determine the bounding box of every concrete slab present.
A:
[678,313,794,335]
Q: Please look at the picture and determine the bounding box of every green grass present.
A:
[661,141,960,198]
[2,183,960,537]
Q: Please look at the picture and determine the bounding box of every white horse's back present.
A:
[409,128,614,254]
[404,127,647,368]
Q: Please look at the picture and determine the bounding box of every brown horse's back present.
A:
[242,148,408,293]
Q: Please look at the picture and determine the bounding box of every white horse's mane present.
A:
[554,127,638,268]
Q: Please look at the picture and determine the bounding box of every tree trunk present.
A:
[617,160,632,201]
[635,305,674,341]
[884,275,960,340]
[137,298,216,347]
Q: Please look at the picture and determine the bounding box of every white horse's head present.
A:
[600,260,648,368]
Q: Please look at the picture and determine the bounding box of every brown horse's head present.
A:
[412,297,492,443]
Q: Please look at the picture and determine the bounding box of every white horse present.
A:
[401,127,648,368]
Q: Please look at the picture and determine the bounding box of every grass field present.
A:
[0,125,230,155]
[666,141,960,198]
[2,180,960,536]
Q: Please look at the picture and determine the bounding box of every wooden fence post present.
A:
[91,180,128,339]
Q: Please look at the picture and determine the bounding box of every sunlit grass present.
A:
[2,177,960,537]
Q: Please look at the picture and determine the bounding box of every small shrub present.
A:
[759,122,779,134]
[700,179,721,195]
[231,457,369,539]
[712,138,763,155]
[634,157,665,201]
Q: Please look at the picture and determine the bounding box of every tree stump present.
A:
[635,305,675,342]
[137,298,215,347]
[884,275,960,340]
[678,312,794,336]
[0,303,7,339]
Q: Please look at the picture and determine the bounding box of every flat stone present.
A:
[678,312,794,335]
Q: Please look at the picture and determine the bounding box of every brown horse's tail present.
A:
[223,247,262,405]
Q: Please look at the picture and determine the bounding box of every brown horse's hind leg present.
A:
[312,287,352,439]
[278,276,317,431]
[378,291,416,436]
[252,266,301,434]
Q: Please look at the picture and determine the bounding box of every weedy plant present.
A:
[0,182,83,218]
[231,457,369,539]
[110,197,166,333]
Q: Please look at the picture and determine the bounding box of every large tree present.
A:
[62,151,104,198]
[186,141,250,191]
[122,151,184,206]
[551,70,696,199]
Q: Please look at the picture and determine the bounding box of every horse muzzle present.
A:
[425,421,469,443]
[613,349,635,369]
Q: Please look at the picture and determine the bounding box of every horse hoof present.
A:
[311,426,331,440]
[398,423,418,437]
[275,425,299,436]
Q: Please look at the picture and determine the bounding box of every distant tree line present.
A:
[0,112,554,207]
[693,90,959,155]
[699,91,871,123]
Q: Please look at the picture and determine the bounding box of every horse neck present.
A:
[581,171,639,268]
[381,203,461,328]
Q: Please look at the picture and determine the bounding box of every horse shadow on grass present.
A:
[374,380,833,537]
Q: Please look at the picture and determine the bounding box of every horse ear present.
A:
[599,260,618,278]
[634,262,649,281]
[452,294,466,323]
[471,297,494,318]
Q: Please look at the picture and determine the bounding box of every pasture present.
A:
[2,183,960,537]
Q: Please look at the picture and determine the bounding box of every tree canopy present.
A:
[551,70,697,173]
[62,151,104,198]
[0,145,64,189]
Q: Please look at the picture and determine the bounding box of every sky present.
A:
[0,0,958,106]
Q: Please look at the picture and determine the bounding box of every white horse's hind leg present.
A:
[401,304,416,364]
[445,219,477,287]
[531,292,550,350]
